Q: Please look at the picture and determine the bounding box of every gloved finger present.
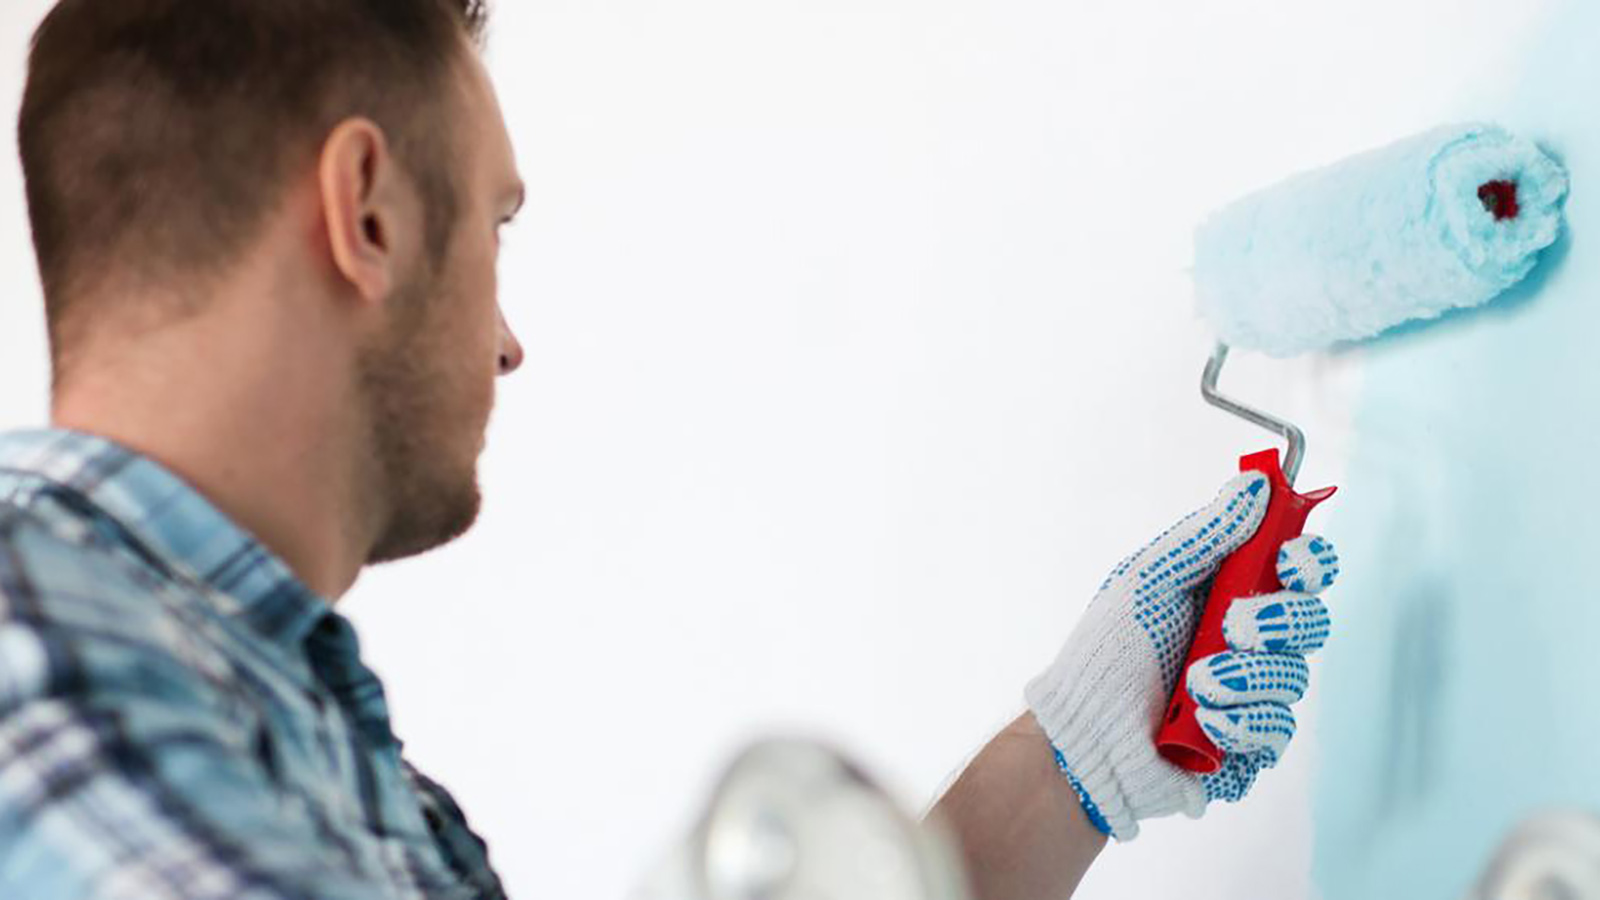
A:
[1276,534,1340,595]
[1222,591,1331,655]
[1200,750,1276,804]
[1195,701,1296,763]
[1106,472,1271,596]
[1187,650,1308,708]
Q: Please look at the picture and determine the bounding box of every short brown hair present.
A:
[18,0,489,368]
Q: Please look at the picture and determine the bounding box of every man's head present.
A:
[19,0,526,569]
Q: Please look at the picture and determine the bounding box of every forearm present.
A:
[930,712,1106,900]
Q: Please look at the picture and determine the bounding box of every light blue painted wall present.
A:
[1315,4,1600,897]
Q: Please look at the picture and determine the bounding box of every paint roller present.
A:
[1156,123,1569,773]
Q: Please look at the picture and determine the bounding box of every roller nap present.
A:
[1193,123,1569,357]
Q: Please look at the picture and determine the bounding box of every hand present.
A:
[1024,473,1338,841]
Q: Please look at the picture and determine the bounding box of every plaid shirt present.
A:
[0,429,508,899]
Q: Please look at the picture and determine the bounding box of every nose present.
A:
[496,307,524,376]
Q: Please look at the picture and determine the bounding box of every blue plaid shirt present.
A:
[0,429,507,899]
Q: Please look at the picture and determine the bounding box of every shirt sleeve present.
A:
[0,522,413,900]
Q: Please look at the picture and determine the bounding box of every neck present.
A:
[50,291,377,600]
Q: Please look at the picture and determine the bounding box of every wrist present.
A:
[1051,748,1116,838]
[1003,713,1115,839]
[932,713,1109,900]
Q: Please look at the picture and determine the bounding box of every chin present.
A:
[366,465,484,565]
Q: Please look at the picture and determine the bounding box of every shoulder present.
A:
[0,503,237,718]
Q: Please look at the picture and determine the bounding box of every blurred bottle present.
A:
[632,739,971,900]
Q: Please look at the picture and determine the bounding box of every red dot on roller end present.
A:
[1478,180,1520,221]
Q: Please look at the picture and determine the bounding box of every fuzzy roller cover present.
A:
[1193,123,1569,356]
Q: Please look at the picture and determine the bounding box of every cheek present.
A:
[431,236,501,421]
[426,309,495,426]
[469,266,501,402]
[475,270,501,375]
[431,325,494,447]
[452,241,502,370]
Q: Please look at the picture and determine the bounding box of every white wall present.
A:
[0,2,1553,899]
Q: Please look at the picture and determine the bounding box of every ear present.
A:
[317,118,409,305]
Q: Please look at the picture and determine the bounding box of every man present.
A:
[0,1,1338,898]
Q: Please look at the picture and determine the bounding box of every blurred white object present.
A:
[633,739,971,900]
[1464,812,1600,900]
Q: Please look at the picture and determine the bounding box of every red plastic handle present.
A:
[1154,449,1337,774]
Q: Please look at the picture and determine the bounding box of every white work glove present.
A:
[1025,472,1338,841]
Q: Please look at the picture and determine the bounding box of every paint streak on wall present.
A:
[1314,3,1599,897]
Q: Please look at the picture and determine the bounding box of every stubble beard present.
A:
[359,267,484,565]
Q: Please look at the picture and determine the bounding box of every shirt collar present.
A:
[0,428,335,648]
